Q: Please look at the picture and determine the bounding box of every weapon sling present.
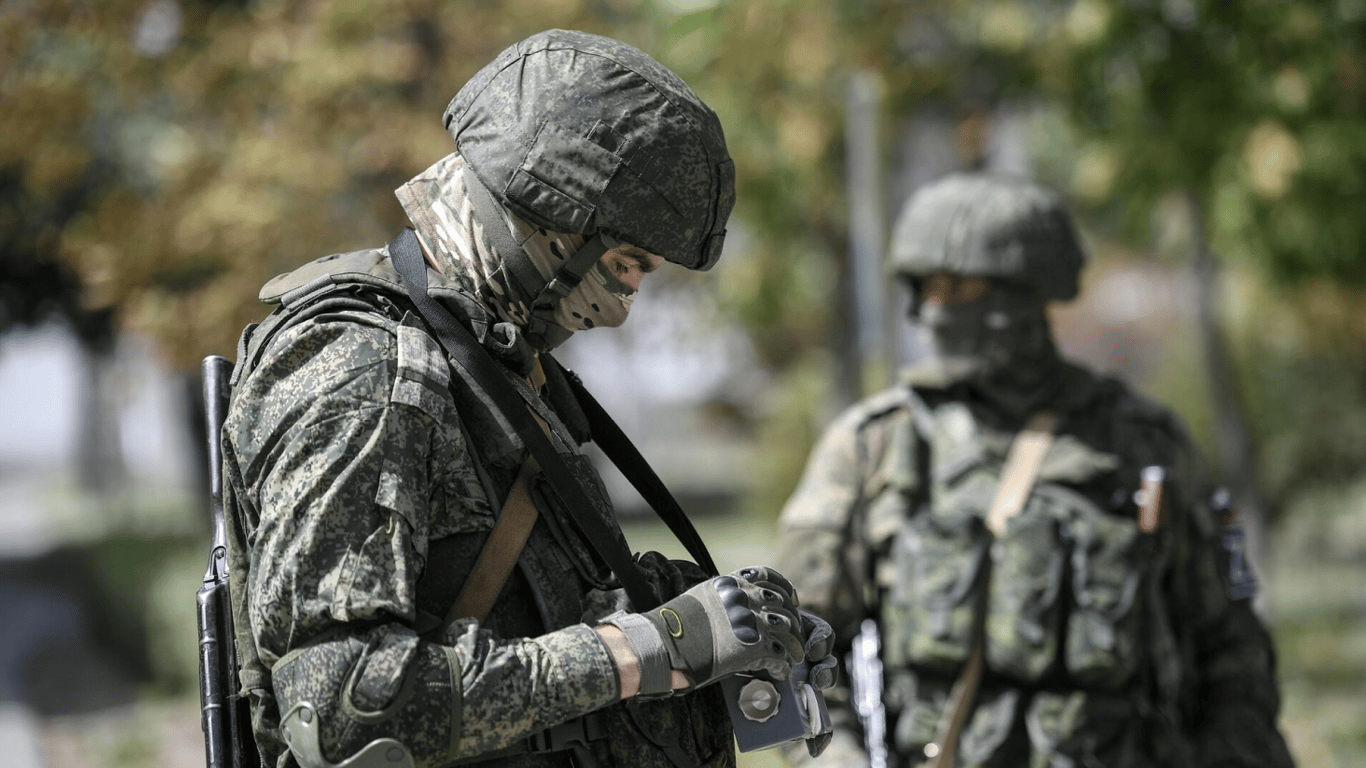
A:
[389,227,719,622]
[925,411,1057,768]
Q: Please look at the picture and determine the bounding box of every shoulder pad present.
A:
[844,385,917,429]
[259,248,405,307]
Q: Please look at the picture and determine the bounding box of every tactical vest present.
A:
[856,385,1191,767]
[223,247,733,768]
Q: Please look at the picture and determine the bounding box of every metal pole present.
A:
[845,70,890,394]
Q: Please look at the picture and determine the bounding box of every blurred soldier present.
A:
[778,174,1294,767]
[221,30,834,768]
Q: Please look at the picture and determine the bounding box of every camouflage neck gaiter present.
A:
[906,284,1066,418]
[394,152,637,350]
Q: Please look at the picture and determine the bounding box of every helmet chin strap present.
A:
[460,164,619,348]
[525,231,619,339]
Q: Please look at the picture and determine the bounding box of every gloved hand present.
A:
[795,608,838,757]
[602,566,805,696]
[729,568,839,757]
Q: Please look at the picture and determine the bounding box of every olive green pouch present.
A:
[985,509,1065,682]
[882,510,990,673]
[894,681,1024,768]
[1025,690,1155,768]
[1063,501,1149,690]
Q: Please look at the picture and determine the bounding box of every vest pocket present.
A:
[985,511,1066,682]
[891,673,946,756]
[882,511,990,673]
[1025,690,1158,768]
[1064,504,1148,689]
[891,679,1023,766]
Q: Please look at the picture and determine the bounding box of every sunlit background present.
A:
[3,1,1365,766]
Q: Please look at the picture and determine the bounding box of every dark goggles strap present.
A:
[461,164,617,321]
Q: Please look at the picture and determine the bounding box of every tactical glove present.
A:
[795,608,838,757]
[602,566,805,697]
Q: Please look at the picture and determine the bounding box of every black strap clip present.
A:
[528,712,608,753]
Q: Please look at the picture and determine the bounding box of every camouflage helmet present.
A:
[889,173,1086,301]
[444,29,734,271]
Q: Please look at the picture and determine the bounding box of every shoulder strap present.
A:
[388,227,662,611]
[928,410,1057,768]
[441,460,542,629]
[985,411,1059,538]
[543,356,719,576]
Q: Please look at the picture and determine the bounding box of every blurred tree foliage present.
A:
[970,0,1366,510]
[0,0,921,372]
[4,0,1364,510]
[0,0,953,517]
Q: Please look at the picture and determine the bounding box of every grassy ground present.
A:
[1262,489,1366,768]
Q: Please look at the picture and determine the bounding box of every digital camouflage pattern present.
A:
[221,245,733,768]
[776,363,1295,768]
[445,29,734,271]
[889,174,1086,301]
[219,27,746,768]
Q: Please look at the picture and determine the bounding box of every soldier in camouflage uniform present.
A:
[778,174,1294,768]
[221,30,835,768]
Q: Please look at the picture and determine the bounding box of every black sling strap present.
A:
[543,357,718,576]
[388,228,717,613]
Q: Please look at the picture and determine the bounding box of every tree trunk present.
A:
[1188,190,1272,611]
[75,341,126,503]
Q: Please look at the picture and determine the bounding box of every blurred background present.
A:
[2,0,1364,765]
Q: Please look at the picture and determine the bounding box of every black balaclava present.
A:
[905,278,1069,419]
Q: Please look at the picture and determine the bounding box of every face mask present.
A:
[908,282,1058,393]
[396,151,637,350]
[552,258,637,331]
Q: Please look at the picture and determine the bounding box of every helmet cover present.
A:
[889,173,1086,301]
[444,29,734,271]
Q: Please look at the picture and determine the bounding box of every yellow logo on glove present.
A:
[660,607,685,637]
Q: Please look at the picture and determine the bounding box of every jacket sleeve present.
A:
[1150,419,1294,768]
[225,317,619,767]
[1174,507,1295,767]
[776,403,898,768]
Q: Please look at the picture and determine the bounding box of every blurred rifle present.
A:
[196,355,259,768]
[848,618,888,768]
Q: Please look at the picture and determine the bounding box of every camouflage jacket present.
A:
[777,365,1293,768]
[221,245,733,768]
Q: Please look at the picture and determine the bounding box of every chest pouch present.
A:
[892,677,1023,763]
[984,505,1066,683]
[1025,689,1158,768]
[882,509,991,673]
[1060,486,1151,690]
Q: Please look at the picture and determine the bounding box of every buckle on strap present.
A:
[527,712,609,753]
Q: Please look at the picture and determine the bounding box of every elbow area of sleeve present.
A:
[273,628,461,768]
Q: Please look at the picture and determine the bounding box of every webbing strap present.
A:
[986,411,1059,538]
[927,410,1057,768]
[440,382,565,629]
[442,459,541,628]
[388,227,660,612]
[546,357,719,577]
